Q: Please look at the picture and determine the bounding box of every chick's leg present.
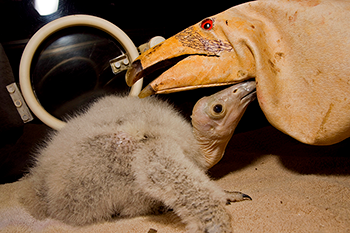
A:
[132,141,234,233]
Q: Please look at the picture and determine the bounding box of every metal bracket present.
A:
[109,36,165,76]
[109,53,130,75]
[6,83,34,123]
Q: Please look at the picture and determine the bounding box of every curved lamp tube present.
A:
[19,14,141,130]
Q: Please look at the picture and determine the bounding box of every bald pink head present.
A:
[191,81,256,168]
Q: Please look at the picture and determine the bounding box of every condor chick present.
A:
[22,95,250,233]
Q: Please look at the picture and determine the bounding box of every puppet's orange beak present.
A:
[126,18,255,98]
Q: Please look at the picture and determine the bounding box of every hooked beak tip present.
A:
[126,60,143,87]
[138,85,156,98]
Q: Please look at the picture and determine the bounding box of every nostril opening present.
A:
[233,89,238,93]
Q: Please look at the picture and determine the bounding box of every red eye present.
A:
[201,19,213,30]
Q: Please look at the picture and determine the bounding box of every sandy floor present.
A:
[1,126,349,233]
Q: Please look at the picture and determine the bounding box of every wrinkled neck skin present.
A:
[192,121,240,169]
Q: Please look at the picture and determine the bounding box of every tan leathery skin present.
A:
[127,0,350,145]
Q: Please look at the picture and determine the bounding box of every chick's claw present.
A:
[224,190,252,205]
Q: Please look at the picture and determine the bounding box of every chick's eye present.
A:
[213,104,223,113]
[208,103,225,119]
[201,19,213,30]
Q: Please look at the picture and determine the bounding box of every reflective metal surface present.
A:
[30,26,127,118]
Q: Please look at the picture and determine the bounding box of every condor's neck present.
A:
[192,124,235,169]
